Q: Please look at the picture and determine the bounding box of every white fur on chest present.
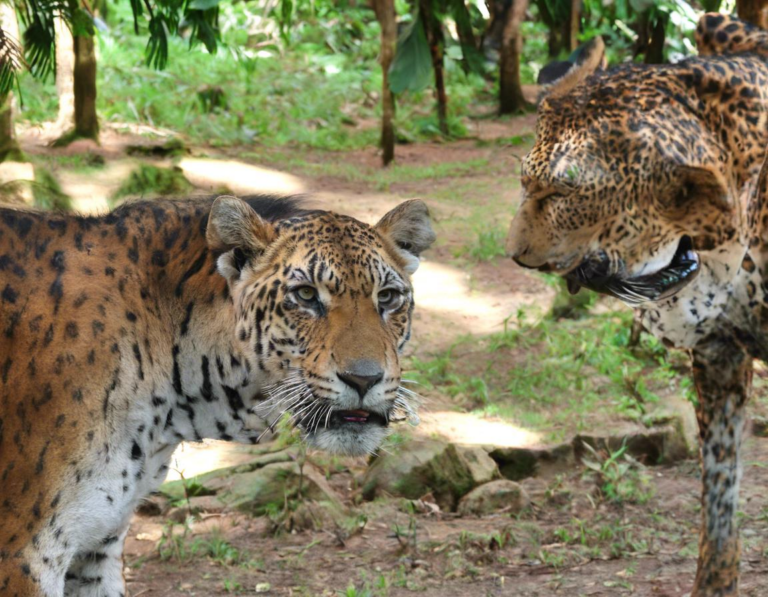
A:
[638,242,759,349]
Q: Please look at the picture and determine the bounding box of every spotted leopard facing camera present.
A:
[508,13,768,596]
[0,194,435,597]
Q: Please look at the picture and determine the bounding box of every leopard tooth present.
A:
[566,278,582,295]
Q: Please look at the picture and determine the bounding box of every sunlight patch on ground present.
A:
[414,410,541,448]
[409,260,552,349]
[179,158,306,196]
[165,441,260,482]
[59,161,136,214]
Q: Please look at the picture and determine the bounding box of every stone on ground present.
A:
[160,447,339,515]
[457,480,530,516]
[489,443,575,481]
[361,438,500,510]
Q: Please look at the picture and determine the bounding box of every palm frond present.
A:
[0,25,24,94]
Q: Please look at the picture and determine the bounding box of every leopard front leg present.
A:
[63,527,128,597]
[690,337,752,597]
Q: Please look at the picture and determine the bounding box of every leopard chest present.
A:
[638,243,762,349]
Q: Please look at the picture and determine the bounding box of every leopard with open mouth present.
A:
[508,14,768,596]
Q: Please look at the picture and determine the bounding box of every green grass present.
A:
[110,164,193,205]
[406,307,690,439]
[455,226,507,262]
[16,3,491,151]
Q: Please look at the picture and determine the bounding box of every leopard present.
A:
[0,193,435,597]
[506,13,768,596]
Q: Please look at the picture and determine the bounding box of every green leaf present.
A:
[188,0,220,10]
[389,12,432,95]
[449,0,485,75]
[145,15,170,70]
[0,27,22,95]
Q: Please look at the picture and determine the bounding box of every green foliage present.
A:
[110,164,192,205]
[455,226,507,262]
[158,522,249,566]
[33,167,72,211]
[407,308,689,438]
[581,442,654,504]
[580,0,699,63]
[389,13,432,94]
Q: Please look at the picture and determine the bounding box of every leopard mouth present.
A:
[327,409,389,429]
[565,236,700,305]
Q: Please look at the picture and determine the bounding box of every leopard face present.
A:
[506,34,766,307]
[207,197,435,456]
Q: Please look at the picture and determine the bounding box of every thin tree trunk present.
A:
[499,0,530,115]
[372,0,396,166]
[547,26,562,58]
[737,0,768,29]
[645,12,667,64]
[566,0,581,52]
[419,0,448,136]
[0,1,21,162]
[73,33,99,141]
[55,16,75,132]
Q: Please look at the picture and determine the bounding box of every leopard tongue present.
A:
[566,278,582,295]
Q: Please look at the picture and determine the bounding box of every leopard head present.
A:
[507,38,742,305]
[207,196,435,455]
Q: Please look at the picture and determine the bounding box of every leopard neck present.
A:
[106,199,267,445]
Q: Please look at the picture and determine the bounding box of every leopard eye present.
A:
[378,289,397,308]
[296,286,317,302]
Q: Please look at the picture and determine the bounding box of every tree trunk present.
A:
[737,0,768,29]
[419,0,448,136]
[499,0,530,115]
[372,0,397,166]
[55,16,75,133]
[73,33,99,141]
[566,0,581,52]
[645,12,667,64]
[547,26,562,58]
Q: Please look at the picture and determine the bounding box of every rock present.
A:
[290,500,346,532]
[644,395,699,459]
[457,446,499,486]
[217,461,341,515]
[575,425,692,465]
[751,416,768,438]
[361,439,499,510]
[489,443,575,481]
[135,493,170,517]
[457,480,530,516]
[187,495,225,514]
[160,448,298,501]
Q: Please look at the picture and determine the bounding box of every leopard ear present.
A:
[375,200,436,274]
[207,195,276,280]
[539,37,606,101]
[672,165,731,214]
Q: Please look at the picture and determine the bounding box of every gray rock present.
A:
[362,439,500,510]
[160,447,298,501]
[135,493,170,517]
[489,443,575,481]
[457,446,499,486]
[575,425,692,465]
[217,461,341,515]
[458,480,530,516]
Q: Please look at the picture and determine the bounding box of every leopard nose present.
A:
[338,359,384,399]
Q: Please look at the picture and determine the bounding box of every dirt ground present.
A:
[124,435,768,597]
[18,118,768,596]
